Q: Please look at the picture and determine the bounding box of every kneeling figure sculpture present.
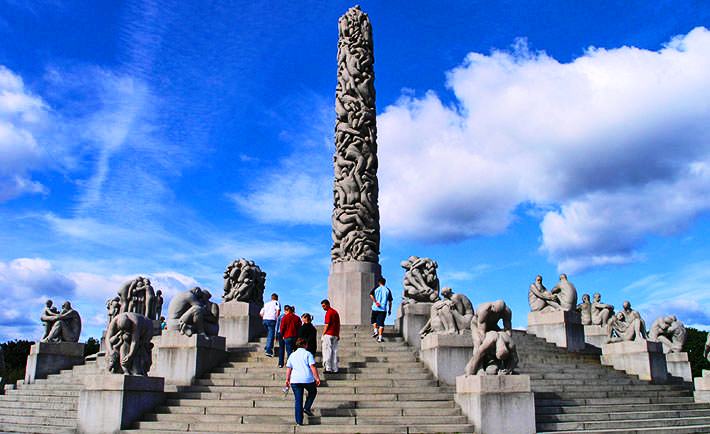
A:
[464,300,518,375]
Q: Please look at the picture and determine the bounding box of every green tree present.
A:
[1,340,34,385]
[84,337,100,357]
[684,327,710,378]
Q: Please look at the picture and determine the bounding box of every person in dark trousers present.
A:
[280,305,302,368]
[276,306,288,368]
[285,338,321,425]
[370,277,393,343]
[298,313,318,356]
[260,293,281,357]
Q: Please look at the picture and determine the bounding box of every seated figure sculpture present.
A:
[41,301,81,343]
[419,287,474,337]
[577,294,592,325]
[591,292,614,325]
[464,300,518,375]
[551,273,578,311]
[41,300,60,341]
[621,301,647,339]
[401,256,440,304]
[528,275,561,312]
[606,310,646,343]
[223,258,266,305]
[649,315,686,353]
[167,287,219,337]
[106,312,154,375]
[200,290,220,337]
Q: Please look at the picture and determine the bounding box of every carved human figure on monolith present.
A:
[606,310,646,343]
[401,256,440,304]
[577,294,592,325]
[106,312,154,375]
[41,300,60,341]
[551,274,578,311]
[591,292,614,325]
[528,275,560,312]
[419,287,474,337]
[167,287,219,337]
[649,315,686,353]
[465,300,518,375]
[41,301,81,343]
[223,258,266,305]
[118,276,156,318]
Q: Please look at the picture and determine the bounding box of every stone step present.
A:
[0,422,75,434]
[17,383,83,391]
[179,385,452,395]
[164,398,457,409]
[5,389,80,397]
[531,384,690,393]
[194,378,439,387]
[0,393,80,403]
[539,425,710,434]
[0,414,76,427]
[534,390,690,400]
[154,405,462,417]
[0,400,77,411]
[537,407,710,423]
[0,407,78,419]
[168,391,454,401]
[143,413,469,425]
[535,396,696,407]
[132,421,474,433]
[537,415,710,431]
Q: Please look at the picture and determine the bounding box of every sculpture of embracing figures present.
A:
[529,274,578,312]
[167,287,220,337]
[649,315,686,353]
[465,300,518,375]
[401,256,440,304]
[223,258,266,305]
[40,300,81,343]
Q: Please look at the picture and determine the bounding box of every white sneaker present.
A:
[371,330,378,338]
[377,336,384,343]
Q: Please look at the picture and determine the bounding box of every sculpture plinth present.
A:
[397,302,432,349]
[78,374,164,434]
[527,310,585,352]
[455,374,535,434]
[420,332,473,385]
[583,324,608,348]
[666,352,692,382]
[601,340,667,383]
[219,301,264,348]
[152,332,226,386]
[327,6,381,325]
[24,341,85,384]
[694,370,710,402]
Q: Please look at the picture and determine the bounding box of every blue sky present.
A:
[1,0,709,341]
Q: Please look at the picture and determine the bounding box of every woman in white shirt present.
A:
[285,337,321,425]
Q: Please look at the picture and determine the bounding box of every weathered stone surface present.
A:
[24,341,85,384]
[105,312,154,375]
[695,370,710,403]
[649,315,687,353]
[166,287,220,337]
[151,331,226,386]
[527,310,585,352]
[420,287,474,337]
[583,324,608,348]
[420,332,473,385]
[40,300,81,343]
[222,259,266,305]
[397,302,431,349]
[465,300,518,376]
[78,374,164,433]
[601,340,668,383]
[401,256,439,304]
[328,260,381,325]
[117,277,158,320]
[591,292,614,325]
[455,374,535,434]
[665,351,692,382]
[218,301,264,348]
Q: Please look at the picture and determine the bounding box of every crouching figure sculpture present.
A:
[464,300,518,375]
[105,312,154,375]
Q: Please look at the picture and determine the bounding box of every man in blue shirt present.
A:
[369,277,393,343]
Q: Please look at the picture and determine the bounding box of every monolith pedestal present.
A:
[420,333,473,385]
[24,342,85,384]
[527,310,585,352]
[152,332,226,386]
[397,302,432,349]
[694,370,710,402]
[455,375,536,434]
[583,324,608,348]
[328,261,381,325]
[666,352,692,382]
[219,301,264,348]
[78,374,164,434]
[601,340,667,383]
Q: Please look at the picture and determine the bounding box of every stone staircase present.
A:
[122,325,475,433]
[0,358,101,433]
[513,331,710,433]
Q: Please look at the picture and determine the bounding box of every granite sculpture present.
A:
[330,5,380,264]
[167,287,220,337]
[420,287,474,337]
[106,296,121,324]
[465,300,518,375]
[705,334,710,362]
[621,301,647,337]
[649,315,686,353]
[41,301,81,343]
[528,275,561,312]
[105,312,154,375]
[222,258,266,305]
[155,290,164,319]
[117,277,159,319]
[606,310,646,343]
[577,294,592,325]
[591,292,614,325]
[402,256,440,304]
[551,274,578,311]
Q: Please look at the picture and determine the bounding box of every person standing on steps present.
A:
[320,299,340,373]
[299,313,318,356]
[285,337,321,426]
[280,305,302,368]
[370,277,393,343]
[260,293,280,358]
[276,305,288,367]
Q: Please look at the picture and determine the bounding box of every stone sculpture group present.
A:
[465,300,518,376]
[420,287,474,337]
[401,256,440,304]
[106,312,154,375]
[528,274,578,313]
[649,315,687,354]
[167,287,220,337]
[223,258,266,305]
[41,300,81,343]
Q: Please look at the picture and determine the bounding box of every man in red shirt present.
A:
[279,305,302,368]
[320,299,340,373]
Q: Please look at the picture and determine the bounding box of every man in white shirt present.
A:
[260,293,280,357]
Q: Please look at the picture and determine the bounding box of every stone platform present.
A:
[583,324,608,348]
[420,332,473,385]
[219,301,264,348]
[695,370,710,403]
[527,310,585,352]
[152,332,226,386]
[24,341,85,384]
[396,302,431,350]
[665,351,691,382]
[328,261,381,325]
[601,339,667,383]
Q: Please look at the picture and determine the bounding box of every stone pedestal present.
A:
[420,333,473,385]
[78,374,164,434]
[24,342,85,384]
[152,332,226,386]
[328,261,381,325]
[527,310,585,352]
[666,352,692,382]
[583,324,608,348]
[694,370,710,402]
[219,301,265,348]
[601,340,667,383]
[455,374,535,434]
[397,303,432,350]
